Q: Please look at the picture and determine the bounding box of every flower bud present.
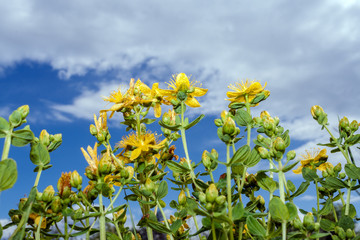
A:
[11,214,21,223]
[339,172,346,179]
[205,202,213,211]
[178,190,187,206]
[19,198,27,211]
[85,166,97,180]
[215,195,226,205]
[223,117,236,135]
[90,124,98,135]
[335,226,346,239]
[206,183,218,203]
[211,149,218,160]
[339,117,350,129]
[274,137,286,152]
[214,119,223,127]
[199,192,206,203]
[257,147,269,159]
[293,218,303,229]
[69,192,79,203]
[350,120,359,132]
[231,163,244,175]
[260,111,270,120]
[57,172,72,199]
[53,133,62,142]
[98,153,112,176]
[202,150,211,169]
[322,171,329,178]
[125,166,134,181]
[346,228,354,238]
[311,105,324,119]
[221,110,228,122]
[303,212,315,231]
[314,222,320,232]
[162,111,171,125]
[115,209,127,223]
[334,163,342,172]
[17,105,29,119]
[145,178,155,192]
[256,195,265,206]
[274,117,280,126]
[42,185,55,202]
[39,129,50,146]
[257,134,264,142]
[286,150,296,160]
[70,170,82,189]
[9,110,22,127]
[263,119,273,131]
[253,117,262,124]
[51,196,62,213]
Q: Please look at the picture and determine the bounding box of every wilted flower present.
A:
[57,172,72,198]
[293,148,329,174]
[227,80,267,105]
[81,143,100,176]
[136,80,164,118]
[159,73,208,108]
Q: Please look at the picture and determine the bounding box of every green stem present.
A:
[1,127,13,160]
[105,185,123,212]
[127,199,139,240]
[338,190,346,206]
[324,125,351,164]
[331,197,338,222]
[33,166,43,187]
[35,215,43,240]
[157,200,174,240]
[64,216,69,240]
[98,193,106,240]
[278,162,286,240]
[345,182,351,216]
[85,206,90,240]
[315,180,320,240]
[212,219,217,240]
[209,171,215,183]
[185,187,201,237]
[226,144,234,240]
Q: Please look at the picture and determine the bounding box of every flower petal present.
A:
[292,166,303,174]
[185,96,201,108]
[154,103,161,118]
[192,87,208,97]
[130,148,142,160]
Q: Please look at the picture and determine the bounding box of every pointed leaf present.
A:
[229,145,251,165]
[269,197,289,222]
[184,114,204,130]
[234,109,252,126]
[157,181,168,199]
[0,159,17,191]
[246,215,266,237]
[345,164,360,180]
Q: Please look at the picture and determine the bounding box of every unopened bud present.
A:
[206,183,218,203]
[199,192,206,203]
[70,170,82,189]
[162,111,171,125]
[215,195,226,205]
[350,120,359,132]
[221,110,228,122]
[260,111,270,119]
[339,117,350,129]
[293,218,303,229]
[335,226,346,239]
[346,228,354,238]
[263,119,273,131]
[17,105,30,119]
[145,178,155,192]
[85,166,97,180]
[223,117,236,135]
[257,134,264,142]
[178,190,187,205]
[9,110,22,127]
[257,147,269,159]
[42,185,55,202]
[253,117,262,124]
[214,119,223,127]
[311,105,324,119]
[51,196,62,213]
[286,150,296,160]
[303,212,315,231]
[339,172,346,179]
[274,137,286,152]
[256,195,265,206]
[202,150,211,168]
[314,222,320,232]
[53,133,62,142]
[205,202,213,211]
[98,153,112,175]
[211,149,218,160]
[90,124,97,135]
[39,129,50,146]
[125,166,134,181]
[334,163,342,172]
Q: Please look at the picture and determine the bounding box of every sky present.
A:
[1,0,360,228]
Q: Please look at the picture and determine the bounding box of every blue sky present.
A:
[1,0,360,222]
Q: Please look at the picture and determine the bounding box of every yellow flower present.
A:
[118,132,167,161]
[136,80,164,118]
[227,80,267,105]
[159,73,208,108]
[81,143,100,173]
[293,148,329,174]
[29,213,47,229]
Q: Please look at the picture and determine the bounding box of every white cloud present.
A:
[1,0,360,140]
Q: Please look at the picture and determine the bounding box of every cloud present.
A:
[1,0,360,137]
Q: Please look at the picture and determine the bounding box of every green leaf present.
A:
[346,134,360,145]
[256,172,278,193]
[0,223,2,239]
[0,117,10,138]
[286,202,298,221]
[318,198,332,216]
[141,118,157,124]
[287,180,296,193]
[290,181,310,199]
[229,102,246,109]
[243,147,261,167]
[269,197,289,222]
[229,145,250,165]
[320,218,335,231]
[302,168,319,181]
[282,161,300,173]
[234,109,252,126]
[341,204,356,218]
[309,233,330,239]
[72,212,102,220]
[246,215,266,237]
[0,158,17,191]
[323,176,348,189]
[281,130,290,147]
[157,181,168,199]
[11,129,34,147]
[147,220,173,234]
[30,142,50,166]
[184,114,204,130]
[166,161,190,173]
[345,164,360,180]
[170,219,182,234]
[158,121,181,131]
[338,215,355,230]
[232,202,244,221]
[106,204,126,214]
